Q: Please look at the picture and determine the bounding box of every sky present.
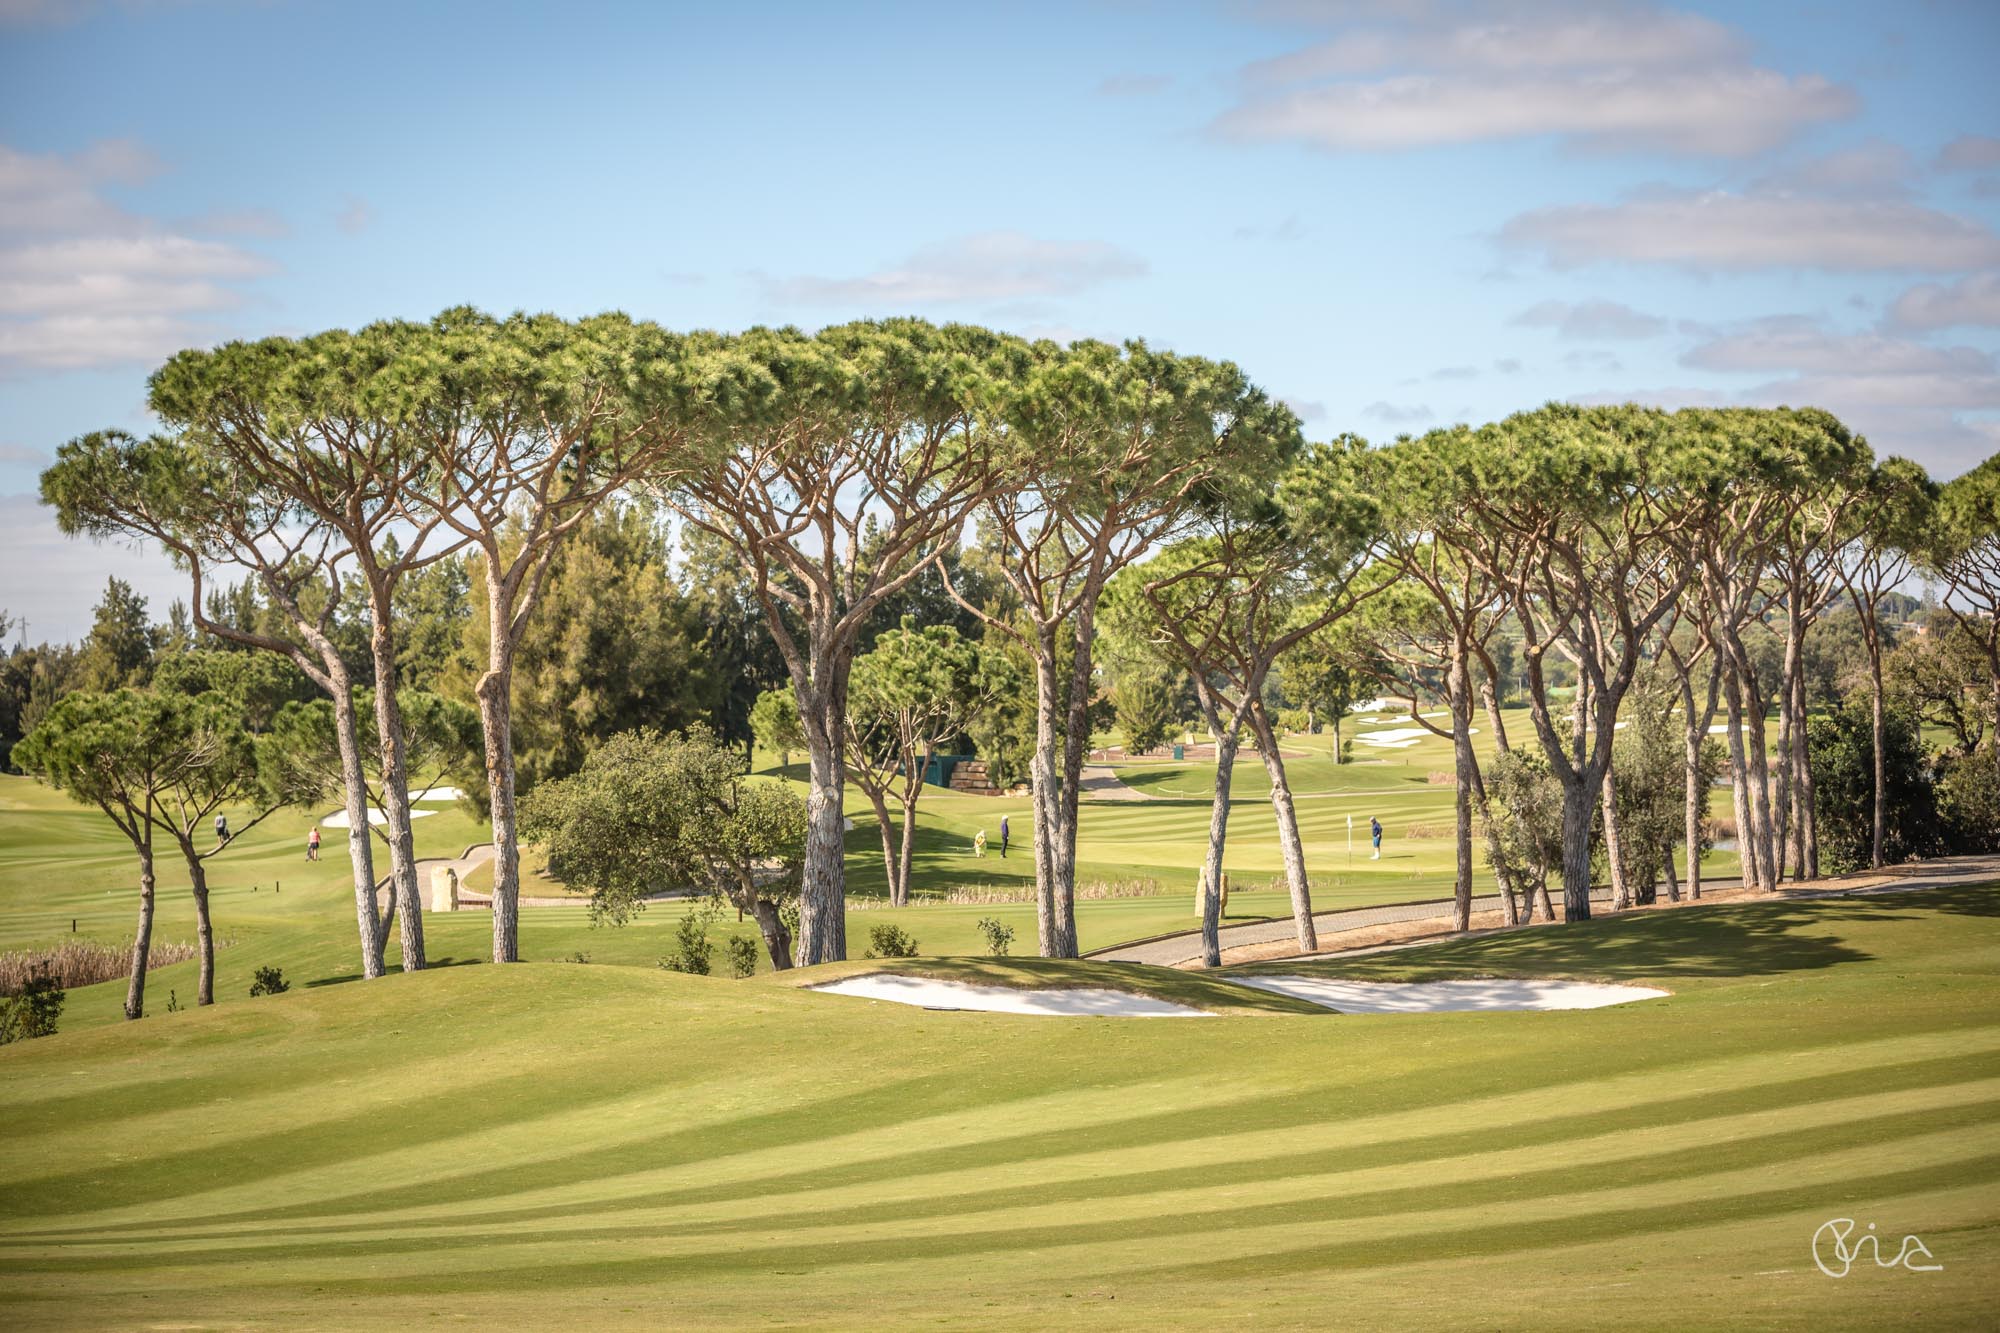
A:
[1,0,1997,642]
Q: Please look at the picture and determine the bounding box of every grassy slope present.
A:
[1,884,1994,1329]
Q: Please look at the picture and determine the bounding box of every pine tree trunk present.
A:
[476,627,521,964]
[1448,654,1476,932]
[1679,657,1710,902]
[1793,661,1819,880]
[331,678,386,979]
[1199,718,1242,968]
[1477,679,1521,926]
[1200,867,1223,968]
[1601,766,1630,911]
[188,852,215,1006]
[1047,607,1101,959]
[1741,669,1779,893]
[796,666,850,965]
[1723,664,1754,891]
[1559,774,1595,922]
[895,782,921,910]
[368,616,425,972]
[1027,640,1064,956]
[865,786,900,905]
[1248,699,1315,951]
[1868,624,1886,870]
[126,842,155,1020]
[1773,630,1797,883]
[750,897,793,971]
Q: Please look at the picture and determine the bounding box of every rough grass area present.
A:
[1,885,1994,1328]
[0,938,209,995]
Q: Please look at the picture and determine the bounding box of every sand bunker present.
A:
[813,974,1209,1017]
[1354,726,1477,749]
[412,786,464,802]
[322,808,438,829]
[1226,976,1667,1013]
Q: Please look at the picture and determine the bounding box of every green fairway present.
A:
[1,884,1994,1328]
[0,713,1754,1035]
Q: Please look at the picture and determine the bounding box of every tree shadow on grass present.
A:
[1295,898,1901,982]
[303,956,484,988]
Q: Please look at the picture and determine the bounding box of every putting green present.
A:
[1,885,1993,1328]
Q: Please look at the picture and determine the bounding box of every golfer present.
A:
[307,826,321,862]
[214,813,230,845]
[1370,816,1383,860]
[999,815,1010,859]
[973,829,987,858]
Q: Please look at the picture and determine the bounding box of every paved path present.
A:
[1089,853,2000,967]
[1077,765,1155,802]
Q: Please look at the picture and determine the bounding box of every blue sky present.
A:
[2,0,1997,641]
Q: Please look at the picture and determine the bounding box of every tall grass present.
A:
[0,938,226,995]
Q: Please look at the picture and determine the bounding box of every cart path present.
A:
[1087,852,2000,967]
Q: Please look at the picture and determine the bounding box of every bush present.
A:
[660,910,713,975]
[976,917,1014,957]
[0,969,64,1044]
[1808,699,1941,873]
[725,935,758,978]
[864,923,919,959]
[248,965,289,997]
[1937,749,2000,854]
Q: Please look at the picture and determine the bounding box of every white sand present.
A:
[812,974,1210,1017]
[1225,976,1667,1013]
[1354,726,1477,749]
[412,785,464,802]
[323,808,439,829]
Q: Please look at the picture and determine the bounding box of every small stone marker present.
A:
[428,866,460,912]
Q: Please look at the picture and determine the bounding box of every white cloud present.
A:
[1511,298,1666,339]
[1680,325,1992,377]
[1754,141,1914,198]
[762,231,1147,307]
[1215,3,1851,157]
[0,139,158,234]
[0,140,278,374]
[1363,399,1432,424]
[1500,188,2000,272]
[1215,69,1851,156]
[1243,6,1745,82]
[1937,135,2000,172]
[1887,272,2000,330]
[1283,396,1327,422]
[1589,315,2000,475]
[185,207,289,238]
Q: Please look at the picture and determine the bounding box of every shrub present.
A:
[1937,749,2000,854]
[0,969,64,1045]
[725,935,758,978]
[976,917,1014,957]
[1808,699,1941,873]
[248,966,289,997]
[864,923,919,959]
[660,911,713,975]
